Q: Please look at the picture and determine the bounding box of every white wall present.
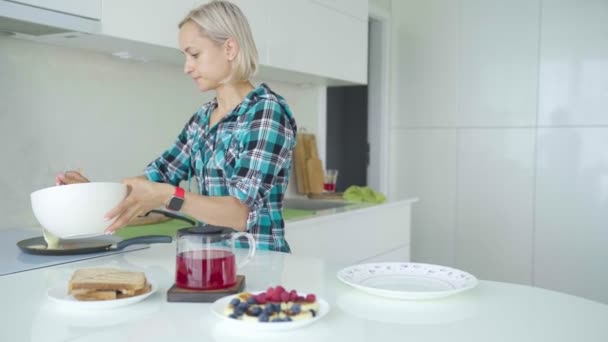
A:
[0,36,321,230]
[389,0,608,304]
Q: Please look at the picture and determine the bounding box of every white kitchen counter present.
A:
[1,242,607,342]
[286,198,418,265]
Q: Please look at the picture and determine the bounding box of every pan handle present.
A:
[144,209,197,226]
[116,235,172,250]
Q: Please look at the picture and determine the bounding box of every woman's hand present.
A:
[55,170,90,185]
[103,177,173,234]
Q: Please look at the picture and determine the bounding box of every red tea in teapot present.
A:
[175,249,236,290]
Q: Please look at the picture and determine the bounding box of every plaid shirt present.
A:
[145,84,297,252]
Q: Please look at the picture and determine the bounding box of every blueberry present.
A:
[236,302,249,311]
[249,306,262,316]
[258,314,269,322]
[291,304,301,314]
[271,317,283,322]
[310,309,317,317]
[229,298,240,306]
[228,313,238,319]
[284,316,292,322]
[246,297,257,305]
[263,306,274,315]
[272,303,282,312]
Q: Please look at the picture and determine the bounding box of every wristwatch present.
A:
[166,186,185,211]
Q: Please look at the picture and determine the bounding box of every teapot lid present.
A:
[178,225,236,236]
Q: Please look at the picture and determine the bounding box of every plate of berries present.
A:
[210,286,330,331]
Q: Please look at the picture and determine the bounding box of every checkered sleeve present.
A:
[228,100,295,229]
[144,115,197,186]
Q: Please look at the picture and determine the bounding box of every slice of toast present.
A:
[68,268,148,301]
[69,268,147,292]
[74,290,117,301]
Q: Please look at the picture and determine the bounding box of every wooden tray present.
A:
[166,275,245,303]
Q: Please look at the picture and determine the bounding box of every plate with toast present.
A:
[47,268,156,310]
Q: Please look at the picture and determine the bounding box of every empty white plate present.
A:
[337,262,478,300]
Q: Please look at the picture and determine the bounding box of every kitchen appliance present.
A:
[167,226,256,302]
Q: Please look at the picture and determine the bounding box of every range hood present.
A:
[0,0,100,37]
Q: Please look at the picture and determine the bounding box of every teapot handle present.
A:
[231,232,256,269]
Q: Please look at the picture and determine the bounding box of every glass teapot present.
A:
[175,225,256,290]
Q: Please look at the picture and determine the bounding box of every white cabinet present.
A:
[100,0,367,85]
[5,0,367,85]
[286,199,415,265]
[266,0,368,84]
[7,0,101,19]
[362,245,411,263]
[101,0,201,49]
[311,0,368,21]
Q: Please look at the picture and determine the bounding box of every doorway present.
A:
[324,8,391,195]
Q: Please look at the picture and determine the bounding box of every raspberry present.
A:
[305,294,316,302]
[270,291,282,302]
[254,293,267,304]
[280,292,290,302]
[289,290,298,301]
[275,285,286,294]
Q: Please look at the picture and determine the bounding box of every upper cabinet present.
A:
[100,0,200,49]
[6,0,101,19]
[1,0,368,85]
[0,0,101,34]
[265,0,368,84]
[311,0,368,20]
[100,0,367,84]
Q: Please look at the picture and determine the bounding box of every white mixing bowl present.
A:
[31,182,127,238]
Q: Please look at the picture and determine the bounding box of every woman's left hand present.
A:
[104,177,172,234]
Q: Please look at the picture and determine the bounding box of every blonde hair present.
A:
[179,0,258,81]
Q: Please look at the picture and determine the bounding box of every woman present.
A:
[57,1,297,252]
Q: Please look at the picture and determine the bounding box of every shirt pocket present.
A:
[212,135,240,175]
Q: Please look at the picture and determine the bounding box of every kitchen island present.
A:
[1,243,607,342]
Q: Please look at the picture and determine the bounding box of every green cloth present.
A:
[115,219,192,239]
[343,186,386,204]
[283,208,315,220]
[115,208,316,239]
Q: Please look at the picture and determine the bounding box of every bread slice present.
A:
[69,268,147,292]
[74,291,117,301]
[117,283,151,299]
[68,268,149,301]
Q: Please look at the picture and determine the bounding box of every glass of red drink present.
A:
[323,169,339,192]
[175,226,256,290]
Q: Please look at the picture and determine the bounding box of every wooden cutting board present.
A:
[306,158,324,194]
[294,134,310,193]
[305,134,319,159]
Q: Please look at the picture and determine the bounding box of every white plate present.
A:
[47,279,157,310]
[337,262,478,300]
[210,292,330,331]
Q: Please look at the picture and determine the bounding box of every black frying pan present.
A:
[17,235,173,256]
[17,210,197,256]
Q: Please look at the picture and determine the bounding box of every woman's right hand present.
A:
[55,170,90,185]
